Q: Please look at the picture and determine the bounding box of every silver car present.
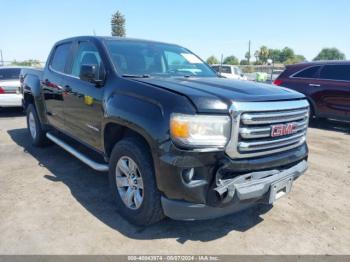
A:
[0,67,22,107]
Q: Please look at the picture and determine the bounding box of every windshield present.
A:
[105,40,217,77]
[235,67,243,76]
[0,68,21,80]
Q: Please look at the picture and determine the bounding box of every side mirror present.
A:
[79,64,97,83]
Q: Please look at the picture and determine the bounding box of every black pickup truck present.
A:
[21,36,309,225]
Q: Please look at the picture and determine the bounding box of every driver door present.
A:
[62,41,105,150]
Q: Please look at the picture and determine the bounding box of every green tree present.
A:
[10,59,42,67]
[240,59,249,65]
[111,11,126,37]
[268,49,282,63]
[206,55,219,65]
[258,46,269,64]
[223,55,239,65]
[279,47,295,63]
[285,54,306,65]
[313,48,346,61]
[254,50,259,62]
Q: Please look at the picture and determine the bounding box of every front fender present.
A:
[102,90,168,154]
[101,86,197,192]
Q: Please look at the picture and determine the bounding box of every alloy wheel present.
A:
[115,156,144,210]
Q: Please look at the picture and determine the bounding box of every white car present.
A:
[0,67,23,108]
[211,64,248,80]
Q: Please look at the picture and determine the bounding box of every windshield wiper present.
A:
[122,74,150,78]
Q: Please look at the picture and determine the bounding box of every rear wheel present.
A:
[108,137,164,226]
[26,104,49,147]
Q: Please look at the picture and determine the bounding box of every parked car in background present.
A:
[0,67,23,108]
[211,64,247,80]
[21,36,309,226]
[274,61,350,121]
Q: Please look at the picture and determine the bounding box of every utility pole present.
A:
[0,50,3,66]
[219,54,223,74]
[248,40,251,64]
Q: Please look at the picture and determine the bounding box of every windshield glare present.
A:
[105,40,217,77]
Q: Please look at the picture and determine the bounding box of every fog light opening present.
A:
[215,190,228,201]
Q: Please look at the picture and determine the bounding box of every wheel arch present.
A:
[103,121,156,161]
[306,97,318,118]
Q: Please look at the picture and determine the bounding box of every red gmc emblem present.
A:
[271,123,298,137]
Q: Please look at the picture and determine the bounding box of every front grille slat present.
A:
[225,100,310,159]
[239,120,308,139]
[241,108,309,125]
[239,132,306,152]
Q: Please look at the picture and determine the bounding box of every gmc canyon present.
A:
[21,36,309,226]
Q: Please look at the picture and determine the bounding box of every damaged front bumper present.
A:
[161,160,308,220]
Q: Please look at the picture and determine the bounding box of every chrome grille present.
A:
[225,100,309,158]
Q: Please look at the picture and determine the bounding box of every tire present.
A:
[108,137,164,226]
[308,103,318,125]
[26,104,49,147]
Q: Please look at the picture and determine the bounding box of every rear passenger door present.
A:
[61,41,105,150]
[317,65,350,120]
[43,42,73,131]
[288,65,322,95]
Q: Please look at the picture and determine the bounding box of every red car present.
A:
[274,61,350,121]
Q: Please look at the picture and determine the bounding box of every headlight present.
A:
[170,114,231,148]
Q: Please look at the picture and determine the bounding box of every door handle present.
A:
[309,83,320,87]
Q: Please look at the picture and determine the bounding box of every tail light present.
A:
[273,79,283,86]
[0,87,4,94]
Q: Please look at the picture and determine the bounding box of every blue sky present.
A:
[1,0,349,62]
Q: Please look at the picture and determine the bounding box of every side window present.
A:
[50,43,71,73]
[211,66,219,72]
[320,65,350,81]
[71,41,103,78]
[221,66,232,74]
[213,66,231,74]
[293,66,321,78]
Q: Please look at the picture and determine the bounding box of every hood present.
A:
[134,77,305,113]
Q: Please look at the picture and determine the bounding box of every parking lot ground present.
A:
[0,108,350,255]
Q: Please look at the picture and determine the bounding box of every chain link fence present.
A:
[238,64,285,83]
[0,61,46,68]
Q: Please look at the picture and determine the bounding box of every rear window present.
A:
[293,66,321,78]
[212,66,231,74]
[320,65,350,81]
[50,43,72,73]
[0,68,21,80]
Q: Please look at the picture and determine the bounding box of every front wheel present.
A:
[108,137,164,226]
[26,104,49,147]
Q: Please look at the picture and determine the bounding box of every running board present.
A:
[46,132,109,172]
